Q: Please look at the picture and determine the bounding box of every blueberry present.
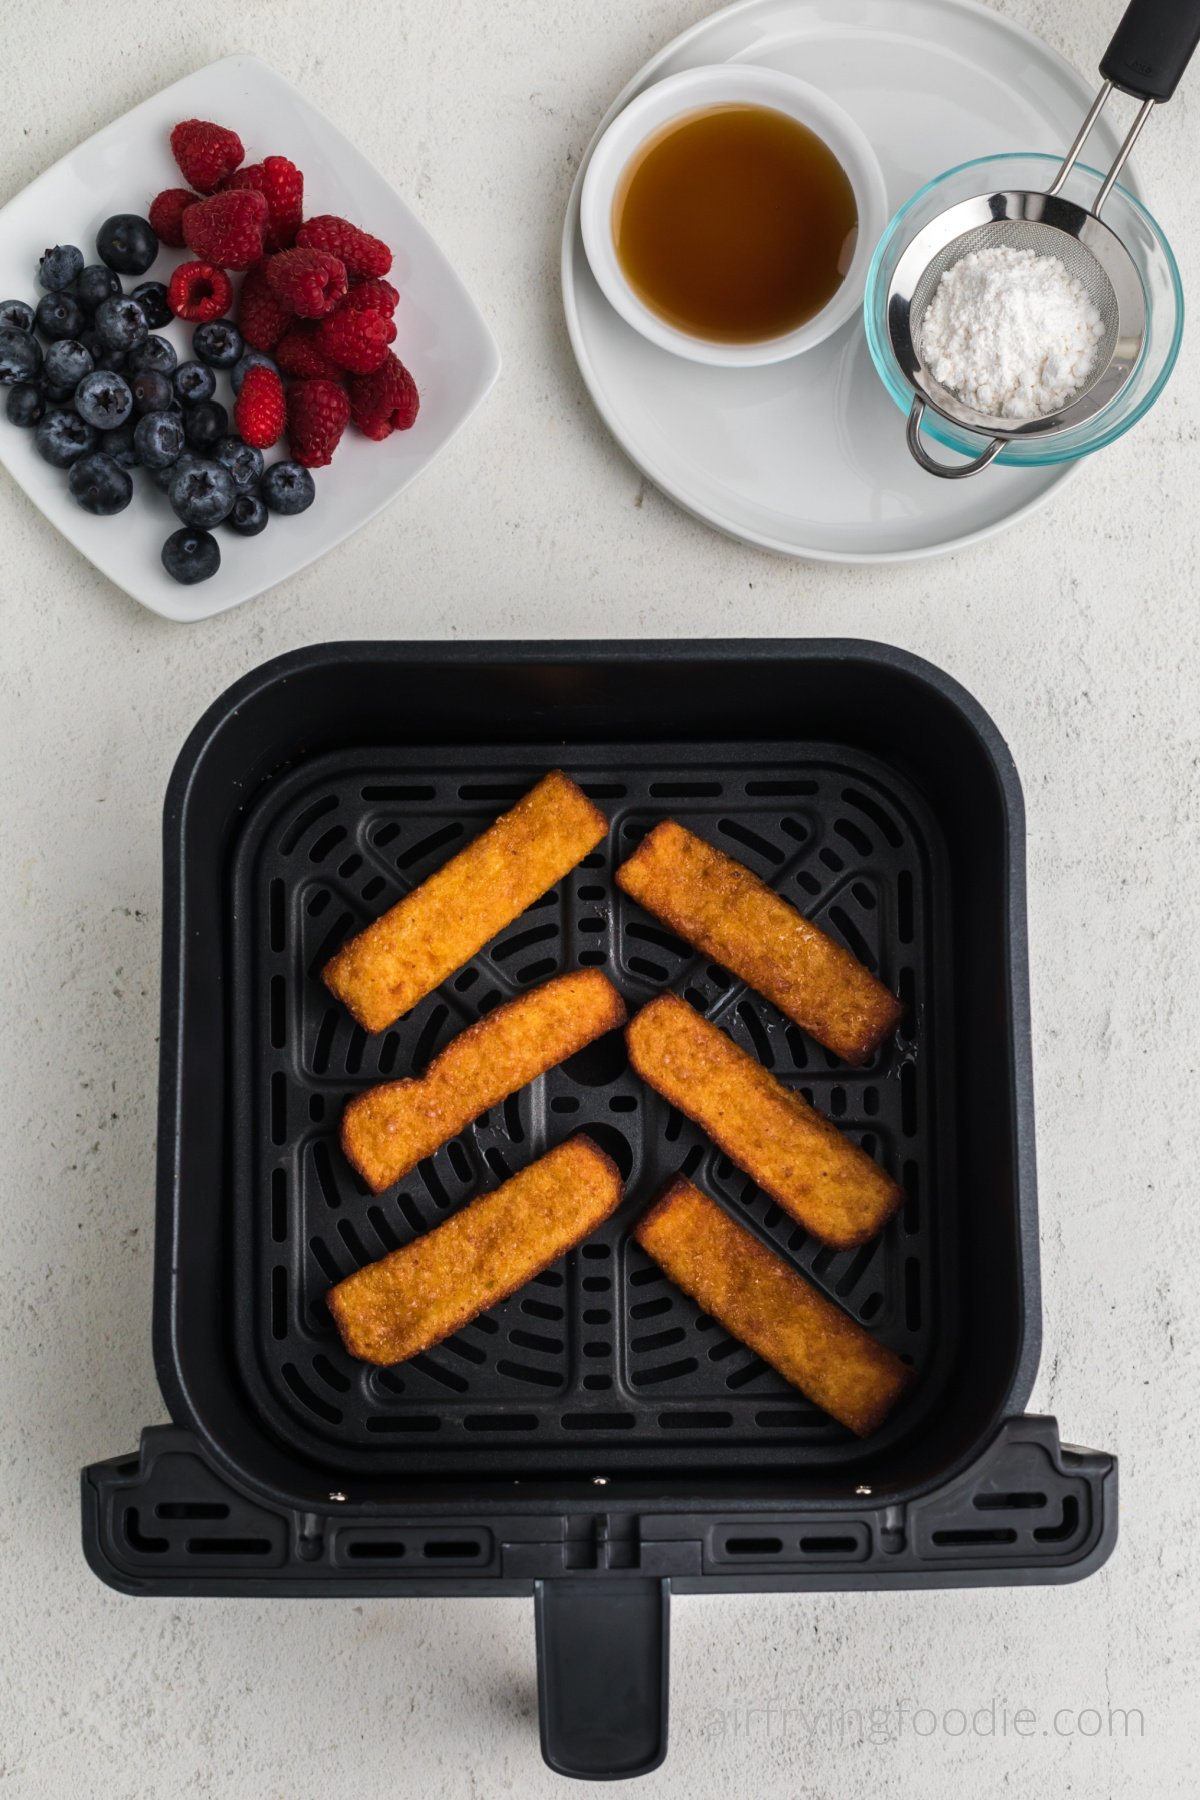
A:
[102,420,140,468]
[43,338,94,391]
[261,460,315,515]
[162,526,220,584]
[192,319,244,369]
[34,292,85,340]
[74,369,133,429]
[94,295,148,352]
[131,369,173,415]
[231,350,278,394]
[74,264,122,312]
[169,457,235,527]
[134,409,185,469]
[0,299,35,332]
[38,244,84,292]
[226,492,268,537]
[96,214,158,275]
[35,409,97,466]
[68,450,132,515]
[5,382,45,427]
[212,434,263,492]
[129,280,171,330]
[152,448,203,493]
[0,324,43,383]
[183,398,228,450]
[127,335,178,376]
[172,360,216,405]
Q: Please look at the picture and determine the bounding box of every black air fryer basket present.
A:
[82,640,1116,1779]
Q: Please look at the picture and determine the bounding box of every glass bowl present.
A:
[864,153,1184,467]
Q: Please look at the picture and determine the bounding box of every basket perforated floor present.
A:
[231,743,957,1477]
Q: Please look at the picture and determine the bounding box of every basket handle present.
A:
[1101,0,1200,103]
[534,1578,670,1779]
[905,399,1005,480]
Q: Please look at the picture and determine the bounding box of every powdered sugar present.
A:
[920,245,1106,421]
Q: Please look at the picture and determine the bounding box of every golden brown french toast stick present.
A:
[323,771,609,1032]
[327,1136,623,1365]
[342,970,627,1193]
[626,994,902,1249]
[635,1177,912,1436]
[616,820,902,1064]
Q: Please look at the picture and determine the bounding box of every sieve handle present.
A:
[1100,0,1200,103]
[905,400,1005,480]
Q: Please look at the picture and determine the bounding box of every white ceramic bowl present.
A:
[580,63,888,368]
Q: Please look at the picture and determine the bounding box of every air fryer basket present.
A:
[82,641,1116,1781]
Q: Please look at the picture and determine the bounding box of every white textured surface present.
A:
[0,1,1197,1794]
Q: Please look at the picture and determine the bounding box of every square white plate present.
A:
[0,54,500,621]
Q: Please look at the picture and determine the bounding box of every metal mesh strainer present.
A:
[885,0,1200,478]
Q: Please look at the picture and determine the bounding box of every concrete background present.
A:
[1,0,1196,1794]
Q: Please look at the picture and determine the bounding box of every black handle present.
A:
[535,1578,670,1780]
[1100,0,1200,102]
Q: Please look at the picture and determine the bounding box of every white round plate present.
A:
[562,0,1145,563]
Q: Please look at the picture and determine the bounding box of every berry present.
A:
[227,492,268,536]
[169,457,235,526]
[43,338,93,390]
[170,119,244,195]
[287,379,350,466]
[38,244,84,291]
[102,420,140,468]
[212,434,264,492]
[74,369,134,429]
[6,383,45,427]
[231,349,277,393]
[192,318,243,368]
[347,350,420,440]
[134,409,186,469]
[96,214,158,275]
[0,299,34,332]
[261,459,315,514]
[94,295,148,352]
[274,322,341,380]
[168,261,233,324]
[221,154,304,250]
[74,264,122,312]
[127,335,178,376]
[36,409,97,466]
[153,449,203,493]
[0,324,43,383]
[131,281,172,330]
[68,451,132,515]
[173,361,216,404]
[183,399,228,449]
[233,363,285,448]
[131,369,174,415]
[296,215,392,279]
[182,190,268,271]
[236,260,290,349]
[35,292,85,340]
[162,526,220,584]
[265,247,347,318]
[343,277,400,316]
[149,186,199,247]
[315,302,395,374]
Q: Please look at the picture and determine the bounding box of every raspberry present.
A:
[221,155,304,251]
[237,260,291,350]
[296,215,392,279]
[266,248,347,318]
[347,351,420,440]
[287,378,351,467]
[149,187,199,248]
[274,322,342,380]
[168,261,234,324]
[170,119,244,195]
[234,364,286,449]
[182,190,268,271]
[343,277,399,316]
[315,303,396,374]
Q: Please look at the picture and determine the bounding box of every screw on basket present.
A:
[886,0,1200,478]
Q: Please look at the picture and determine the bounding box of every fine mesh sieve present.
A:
[884,0,1200,478]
